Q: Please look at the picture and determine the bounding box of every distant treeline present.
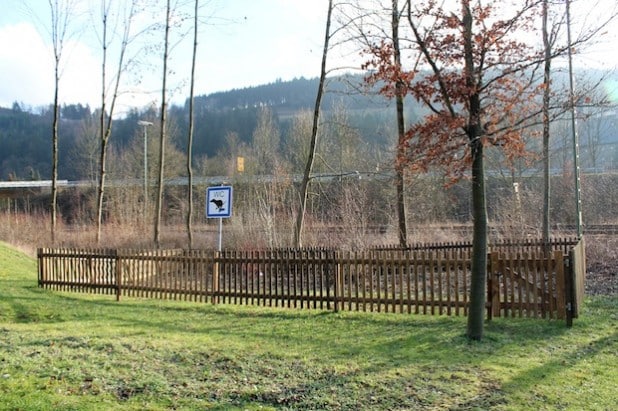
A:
[0,74,408,181]
[1,71,616,182]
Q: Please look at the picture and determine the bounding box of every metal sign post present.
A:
[206,186,233,251]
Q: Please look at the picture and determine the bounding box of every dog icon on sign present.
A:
[210,198,225,212]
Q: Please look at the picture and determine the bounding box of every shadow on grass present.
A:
[5,283,592,366]
[5,284,614,410]
[21,289,574,339]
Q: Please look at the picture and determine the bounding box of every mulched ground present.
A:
[585,235,617,296]
[587,264,617,295]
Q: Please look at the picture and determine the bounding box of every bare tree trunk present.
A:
[47,0,76,245]
[155,0,171,248]
[51,64,59,245]
[96,4,108,245]
[541,0,552,249]
[392,0,407,247]
[96,0,135,245]
[294,0,333,248]
[186,0,199,249]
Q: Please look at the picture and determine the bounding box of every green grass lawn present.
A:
[1,242,616,410]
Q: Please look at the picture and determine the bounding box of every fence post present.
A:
[37,248,44,288]
[570,237,585,320]
[333,251,340,313]
[212,251,220,305]
[564,250,574,327]
[488,252,501,320]
[115,250,122,302]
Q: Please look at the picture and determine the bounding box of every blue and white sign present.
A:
[206,186,233,218]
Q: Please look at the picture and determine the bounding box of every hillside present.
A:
[1,71,617,182]
[192,74,398,114]
[0,74,404,181]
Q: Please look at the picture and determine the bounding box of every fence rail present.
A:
[37,238,585,324]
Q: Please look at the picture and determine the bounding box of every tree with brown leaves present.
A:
[364,0,546,340]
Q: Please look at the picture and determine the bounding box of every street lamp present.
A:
[138,120,153,214]
[566,0,583,239]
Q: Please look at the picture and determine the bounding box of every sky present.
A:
[1,0,617,114]
[0,0,331,113]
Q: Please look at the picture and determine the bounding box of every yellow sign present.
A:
[237,156,244,172]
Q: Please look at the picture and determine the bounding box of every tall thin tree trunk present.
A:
[96,7,108,245]
[155,0,171,248]
[51,64,59,245]
[95,1,134,245]
[566,0,583,238]
[294,0,333,248]
[48,0,75,245]
[186,0,199,249]
[541,0,551,250]
[392,0,407,247]
[96,117,107,244]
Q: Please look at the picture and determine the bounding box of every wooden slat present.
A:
[285,249,291,308]
[445,249,452,316]
[421,250,427,315]
[312,250,317,310]
[429,250,435,315]
[435,250,441,314]
[546,251,553,318]
[509,252,516,317]
[413,250,419,314]
[515,253,523,318]
[522,252,531,317]
[349,252,356,312]
[555,250,565,320]
[454,249,460,316]
[399,250,405,314]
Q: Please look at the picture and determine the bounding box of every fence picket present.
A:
[437,251,444,315]
[522,252,530,317]
[555,251,565,320]
[545,251,553,319]
[516,253,523,318]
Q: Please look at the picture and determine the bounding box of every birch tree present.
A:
[294,0,333,247]
[95,0,138,244]
[46,0,78,244]
[186,0,199,249]
[154,0,172,247]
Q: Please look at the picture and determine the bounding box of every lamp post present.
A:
[566,0,583,239]
[138,120,153,214]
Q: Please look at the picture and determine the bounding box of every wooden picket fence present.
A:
[37,237,585,325]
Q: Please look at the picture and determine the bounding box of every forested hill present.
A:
[1,70,616,182]
[193,74,392,114]
[196,77,321,112]
[0,74,400,181]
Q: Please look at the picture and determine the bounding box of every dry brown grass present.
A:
[2,210,614,296]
